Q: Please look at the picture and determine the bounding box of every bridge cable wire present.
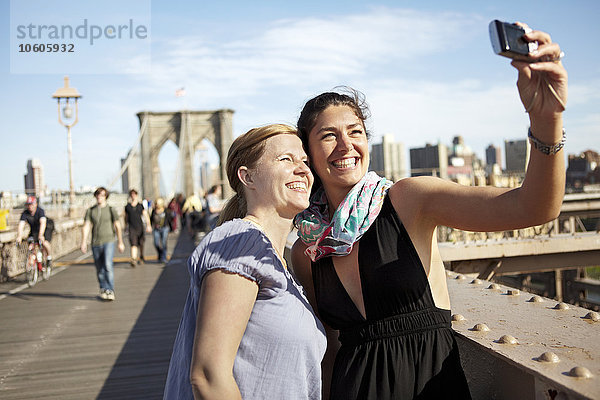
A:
[107,113,149,190]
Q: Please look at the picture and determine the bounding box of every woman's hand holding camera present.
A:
[510,23,568,118]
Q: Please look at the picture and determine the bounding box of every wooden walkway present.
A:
[0,231,199,400]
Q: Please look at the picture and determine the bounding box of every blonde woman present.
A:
[150,197,174,263]
[164,124,326,399]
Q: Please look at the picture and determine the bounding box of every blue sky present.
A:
[1,0,599,195]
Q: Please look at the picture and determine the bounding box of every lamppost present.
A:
[52,76,81,218]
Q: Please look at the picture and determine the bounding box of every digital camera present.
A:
[489,20,538,61]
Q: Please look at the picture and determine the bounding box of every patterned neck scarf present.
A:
[295,171,393,261]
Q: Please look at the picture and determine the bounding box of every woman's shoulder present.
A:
[193,219,272,264]
[390,175,438,193]
[204,218,263,243]
[388,175,449,203]
[386,176,441,224]
[191,219,283,286]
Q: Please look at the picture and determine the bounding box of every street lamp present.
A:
[52,76,81,218]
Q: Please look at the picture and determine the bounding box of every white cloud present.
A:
[134,8,482,100]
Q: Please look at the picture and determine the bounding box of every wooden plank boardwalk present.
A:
[0,231,199,400]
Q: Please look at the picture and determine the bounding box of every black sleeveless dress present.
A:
[312,196,471,399]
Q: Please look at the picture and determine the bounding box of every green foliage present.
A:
[586,266,600,280]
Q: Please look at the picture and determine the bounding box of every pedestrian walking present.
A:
[124,189,151,266]
[181,191,205,234]
[205,185,224,230]
[167,197,181,232]
[150,197,173,263]
[80,187,125,301]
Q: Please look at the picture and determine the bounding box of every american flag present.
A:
[175,87,186,97]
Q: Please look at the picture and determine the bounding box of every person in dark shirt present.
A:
[150,197,174,263]
[16,196,53,266]
[124,189,151,266]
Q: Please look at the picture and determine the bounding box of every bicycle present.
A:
[24,237,51,286]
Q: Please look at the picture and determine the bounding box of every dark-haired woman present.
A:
[292,23,567,399]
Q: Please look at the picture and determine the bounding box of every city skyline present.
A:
[9,129,600,197]
[1,0,599,193]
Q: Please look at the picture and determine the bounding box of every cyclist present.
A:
[16,196,53,267]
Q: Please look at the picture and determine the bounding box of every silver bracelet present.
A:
[528,128,566,155]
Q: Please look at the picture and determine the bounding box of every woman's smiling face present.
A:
[307,105,369,201]
[251,134,313,218]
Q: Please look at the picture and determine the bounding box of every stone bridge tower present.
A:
[124,109,234,200]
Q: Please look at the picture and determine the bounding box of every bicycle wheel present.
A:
[25,254,38,287]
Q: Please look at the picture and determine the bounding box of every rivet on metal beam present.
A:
[536,352,560,363]
[496,335,518,345]
[470,323,490,332]
[487,283,500,290]
[470,279,482,285]
[528,296,544,303]
[582,311,600,322]
[568,366,593,379]
[455,274,466,280]
[553,303,569,310]
[507,289,520,296]
[452,314,466,322]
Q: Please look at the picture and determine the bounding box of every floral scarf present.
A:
[295,171,393,261]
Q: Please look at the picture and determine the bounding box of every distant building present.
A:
[370,134,406,182]
[504,139,530,175]
[447,135,486,185]
[566,150,600,191]
[485,144,502,168]
[447,165,473,186]
[450,136,477,169]
[410,143,448,179]
[24,158,45,197]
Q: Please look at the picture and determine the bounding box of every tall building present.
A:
[485,144,502,168]
[24,158,44,197]
[504,139,530,174]
[450,136,476,168]
[410,142,448,179]
[370,134,406,181]
[566,150,600,190]
[448,135,484,185]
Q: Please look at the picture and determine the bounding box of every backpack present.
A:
[45,217,54,234]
